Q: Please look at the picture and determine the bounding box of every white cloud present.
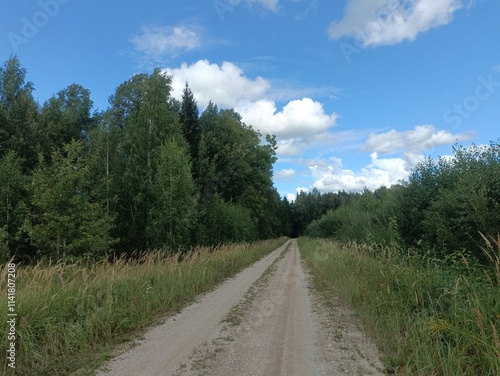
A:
[239,98,338,139]
[329,0,463,47]
[362,125,471,165]
[130,26,202,58]
[275,168,297,179]
[164,60,338,156]
[310,153,410,193]
[295,124,474,194]
[165,60,270,109]
[228,0,280,11]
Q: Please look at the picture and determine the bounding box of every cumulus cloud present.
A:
[328,0,463,46]
[130,25,202,58]
[362,125,471,165]
[296,125,472,194]
[238,98,338,139]
[164,60,338,156]
[310,153,410,193]
[275,169,298,180]
[165,60,270,109]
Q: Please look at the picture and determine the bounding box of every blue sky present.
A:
[1,0,499,200]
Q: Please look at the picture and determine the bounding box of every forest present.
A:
[0,56,292,263]
[1,55,499,265]
[294,140,500,263]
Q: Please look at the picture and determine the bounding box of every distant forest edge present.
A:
[300,139,500,264]
[0,56,499,263]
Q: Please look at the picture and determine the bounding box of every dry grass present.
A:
[0,238,287,376]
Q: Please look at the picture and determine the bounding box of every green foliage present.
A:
[402,141,500,259]
[108,69,184,251]
[300,237,500,375]
[0,57,39,170]
[305,187,402,245]
[147,140,197,250]
[179,82,200,164]
[38,84,95,157]
[86,116,123,217]
[292,188,347,236]
[0,57,290,259]
[302,142,500,261]
[0,151,27,261]
[197,195,258,245]
[24,141,115,260]
[195,103,280,241]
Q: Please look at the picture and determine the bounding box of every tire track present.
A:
[95,240,290,376]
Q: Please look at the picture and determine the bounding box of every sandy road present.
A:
[96,239,384,376]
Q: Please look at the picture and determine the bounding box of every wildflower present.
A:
[143,284,152,298]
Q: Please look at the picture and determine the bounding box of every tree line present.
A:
[299,141,500,262]
[2,55,497,264]
[0,57,293,262]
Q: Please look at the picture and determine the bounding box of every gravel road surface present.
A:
[96,239,384,376]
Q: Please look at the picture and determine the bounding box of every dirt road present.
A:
[96,239,384,376]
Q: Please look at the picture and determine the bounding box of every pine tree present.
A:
[179,82,200,165]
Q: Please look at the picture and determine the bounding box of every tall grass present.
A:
[0,238,287,376]
[299,237,500,375]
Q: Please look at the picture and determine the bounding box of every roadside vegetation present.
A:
[298,140,500,375]
[0,238,286,375]
[300,237,500,375]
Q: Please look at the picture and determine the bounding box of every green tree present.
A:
[25,141,115,261]
[179,82,200,165]
[197,195,257,245]
[86,113,124,219]
[0,151,26,261]
[421,142,500,258]
[196,107,278,236]
[0,57,39,170]
[147,140,197,250]
[398,157,440,246]
[38,84,95,157]
[108,69,183,250]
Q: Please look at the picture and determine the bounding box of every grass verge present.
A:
[0,238,287,376]
[299,237,500,375]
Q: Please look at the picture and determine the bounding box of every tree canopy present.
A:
[1,56,498,264]
[0,58,289,262]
